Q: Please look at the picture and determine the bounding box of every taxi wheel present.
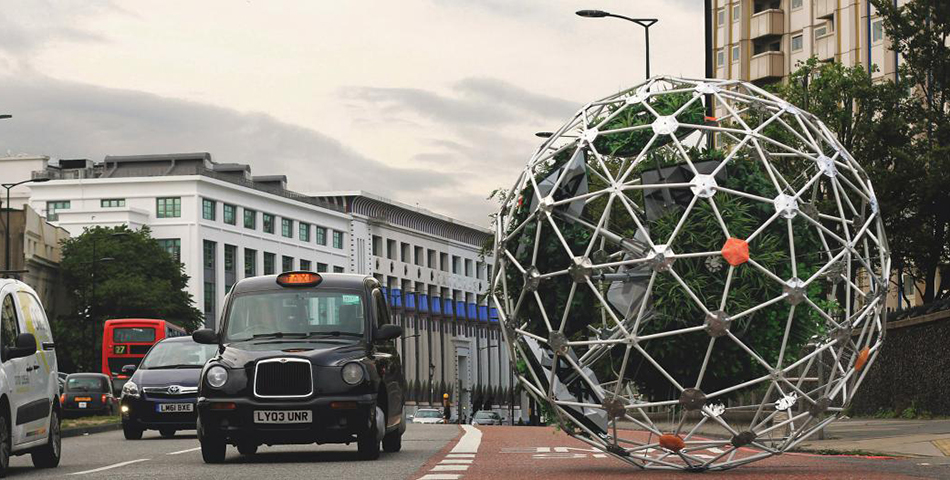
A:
[0,414,10,476]
[160,429,176,438]
[357,432,380,460]
[31,409,62,468]
[123,423,143,440]
[382,429,402,453]
[198,423,226,464]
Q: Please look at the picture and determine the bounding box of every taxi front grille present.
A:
[254,358,313,398]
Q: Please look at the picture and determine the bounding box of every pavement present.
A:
[798,418,950,458]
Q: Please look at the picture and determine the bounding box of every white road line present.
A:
[69,459,150,475]
[450,425,482,454]
[446,453,475,458]
[708,447,725,454]
[432,465,469,471]
[167,447,201,455]
[439,459,473,464]
[419,475,462,480]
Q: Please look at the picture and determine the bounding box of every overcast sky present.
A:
[0,0,704,226]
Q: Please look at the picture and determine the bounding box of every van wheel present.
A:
[123,423,143,440]
[31,409,62,468]
[382,429,402,453]
[198,423,226,464]
[0,414,10,476]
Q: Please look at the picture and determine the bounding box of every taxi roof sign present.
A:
[276,272,322,287]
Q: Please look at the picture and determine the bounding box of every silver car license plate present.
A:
[254,410,312,424]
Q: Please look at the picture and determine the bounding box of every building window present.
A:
[791,0,803,8]
[244,208,257,230]
[315,227,327,246]
[157,238,181,262]
[300,259,312,271]
[440,253,449,272]
[224,244,236,273]
[299,222,311,242]
[281,218,293,238]
[281,256,294,273]
[452,256,460,275]
[316,263,328,273]
[717,8,725,26]
[203,240,216,270]
[717,49,725,67]
[263,252,276,275]
[223,204,236,225]
[244,248,257,277]
[732,45,740,62]
[101,199,125,208]
[791,34,803,52]
[202,199,216,220]
[414,246,424,266]
[204,282,215,315]
[903,274,915,298]
[332,231,344,249]
[156,197,181,218]
[815,21,832,39]
[371,236,382,256]
[871,20,883,43]
[46,201,70,221]
[386,239,396,259]
[333,266,345,273]
[428,249,437,268]
[732,4,740,21]
[262,213,275,233]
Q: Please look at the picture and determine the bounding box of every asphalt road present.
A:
[6,424,460,479]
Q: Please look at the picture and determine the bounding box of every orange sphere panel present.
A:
[721,237,750,266]
[854,346,870,372]
[659,434,685,452]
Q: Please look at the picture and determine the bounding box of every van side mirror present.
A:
[6,333,37,360]
[192,329,220,345]
[121,364,136,374]
[374,324,402,342]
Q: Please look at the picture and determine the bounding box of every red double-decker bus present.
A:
[102,319,187,380]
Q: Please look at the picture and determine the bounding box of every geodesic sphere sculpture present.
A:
[491,76,890,471]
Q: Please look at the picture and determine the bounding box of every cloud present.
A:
[0,1,121,69]
[0,74,500,223]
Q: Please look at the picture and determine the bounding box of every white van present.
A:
[0,279,61,474]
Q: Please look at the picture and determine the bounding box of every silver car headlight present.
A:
[341,362,364,385]
[122,380,140,398]
[206,365,229,389]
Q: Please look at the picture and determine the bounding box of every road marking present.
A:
[69,459,150,475]
[419,475,462,480]
[446,453,475,458]
[932,439,950,456]
[432,465,469,471]
[167,447,201,455]
[451,425,482,454]
[439,459,473,464]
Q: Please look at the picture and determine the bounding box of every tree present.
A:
[870,0,950,302]
[58,225,203,371]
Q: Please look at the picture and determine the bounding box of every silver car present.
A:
[411,409,446,424]
[471,411,503,426]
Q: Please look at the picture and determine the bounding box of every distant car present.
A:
[62,373,117,418]
[471,411,503,426]
[120,336,217,440]
[411,409,445,424]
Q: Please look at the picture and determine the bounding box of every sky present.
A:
[0,0,705,226]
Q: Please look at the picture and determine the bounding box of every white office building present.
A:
[16,152,519,421]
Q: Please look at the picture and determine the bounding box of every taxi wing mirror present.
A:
[6,333,37,359]
[121,364,136,374]
[374,324,402,342]
[192,329,220,345]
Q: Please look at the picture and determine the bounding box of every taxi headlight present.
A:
[121,381,140,398]
[206,365,229,389]
[341,362,364,385]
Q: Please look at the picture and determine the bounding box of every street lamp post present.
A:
[428,363,436,405]
[576,10,658,79]
[2,174,50,273]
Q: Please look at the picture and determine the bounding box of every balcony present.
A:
[814,0,835,19]
[750,51,785,82]
[750,9,784,39]
[815,32,836,60]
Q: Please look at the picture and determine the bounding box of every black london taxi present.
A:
[191,272,406,463]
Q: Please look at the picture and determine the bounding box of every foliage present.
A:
[58,225,202,371]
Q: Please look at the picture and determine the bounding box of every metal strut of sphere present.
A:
[490,76,890,471]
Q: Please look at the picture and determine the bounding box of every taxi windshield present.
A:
[141,341,218,369]
[225,290,365,342]
[416,410,442,418]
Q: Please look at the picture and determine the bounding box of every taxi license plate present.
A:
[157,403,194,413]
[254,410,312,424]
[75,397,92,401]
[78,402,87,409]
